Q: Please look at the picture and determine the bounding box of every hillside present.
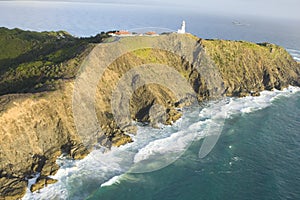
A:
[0,27,109,95]
[0,29,300,199]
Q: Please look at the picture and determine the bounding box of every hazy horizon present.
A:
[1,0,300,49]
[1,0,300,21]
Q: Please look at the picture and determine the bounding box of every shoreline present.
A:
[22,86,300,199]
[1,30,300,199]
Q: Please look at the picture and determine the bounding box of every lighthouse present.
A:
[177,20,186,34]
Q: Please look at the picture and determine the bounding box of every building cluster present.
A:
[108,30,159,37]
[108,21,186,37]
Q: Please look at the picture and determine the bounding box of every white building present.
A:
[177,20,186,34]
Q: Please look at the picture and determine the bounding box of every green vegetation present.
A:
[0,27,110,95]
[132,48,159,62]
[201,39,298,94]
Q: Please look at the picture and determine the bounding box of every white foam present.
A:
[22,86,300,200]
[133,130,195,163]
[287,48,300,61]
[25,173,40,193]
[101,175,121,187]
[286,48,300,53]
[293,57,300,62]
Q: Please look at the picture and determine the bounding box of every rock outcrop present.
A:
[201,40,300,96]
[0,85,89,199]
[1,33,299,199]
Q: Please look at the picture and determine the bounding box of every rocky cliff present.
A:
[1,33,300,199]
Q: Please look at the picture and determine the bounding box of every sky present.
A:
[3,0,299,20]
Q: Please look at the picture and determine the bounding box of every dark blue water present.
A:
[87,92,300,200]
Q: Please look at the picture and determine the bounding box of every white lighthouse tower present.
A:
[177,20,186,34]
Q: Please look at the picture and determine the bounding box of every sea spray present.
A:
[22,86,300,200]
[287,48,300,62]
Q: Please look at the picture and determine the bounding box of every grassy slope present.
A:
[201,39,300,95]
[0,27,109,95]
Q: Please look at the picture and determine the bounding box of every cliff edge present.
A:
[1,32,300,199]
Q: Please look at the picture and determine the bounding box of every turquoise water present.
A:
[21,88,300,200]
[87,92,300,200]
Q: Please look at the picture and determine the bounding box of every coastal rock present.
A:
[1,33,300,199]
[201,39,300,96]
[0,177,27,200]
[30,177,58,192]
[0,86,89,199]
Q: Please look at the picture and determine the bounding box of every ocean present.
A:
[87,89,300,200]
[21,87,300,200]
[1,1,300,200]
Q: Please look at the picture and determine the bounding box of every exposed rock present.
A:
[0,84,89,199]
[166,108,182,125]
[30,177,58,192]
[0,177,27,200]
[201,39,300,96]
[111,133,133,147]
[1,33,299,199]
[250,91,261,97]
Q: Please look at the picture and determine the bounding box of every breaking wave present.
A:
[22,86,300,200]
[287,48,300,62]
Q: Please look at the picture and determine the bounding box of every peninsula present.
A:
[0,27,299,199]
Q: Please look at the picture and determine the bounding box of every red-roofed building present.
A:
[145,31,158,36]
[115,30,131,36]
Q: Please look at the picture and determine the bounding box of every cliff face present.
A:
[0,86,89,199]
[201,40,300,96]
[1,33,299,199]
